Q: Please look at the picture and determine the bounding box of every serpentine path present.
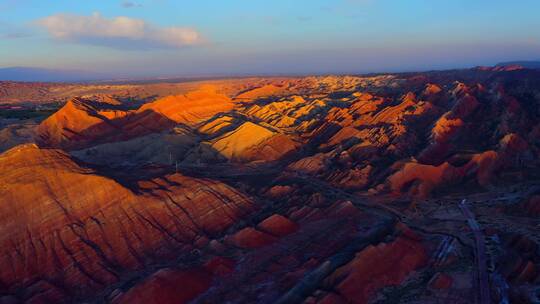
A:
[459,199,491,304]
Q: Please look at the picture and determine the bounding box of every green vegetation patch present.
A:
[0,109,56,120]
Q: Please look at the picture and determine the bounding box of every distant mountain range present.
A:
[496,60,540,69]
[2,61,540,83]
[0,67,108,82]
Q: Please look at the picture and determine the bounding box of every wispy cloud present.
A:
[296,16,312,22]
[0,20,33,39]
[121,1,142,8]
[2,32,31,39]
[35,12,204,50]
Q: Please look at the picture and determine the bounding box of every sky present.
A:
[0,0,540,79]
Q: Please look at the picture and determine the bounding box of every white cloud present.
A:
[36,12,203,49]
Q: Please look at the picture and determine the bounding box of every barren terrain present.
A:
[0,67,539,303]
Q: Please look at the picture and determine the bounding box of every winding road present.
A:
[459,199,491,304]
[179,163,492,303]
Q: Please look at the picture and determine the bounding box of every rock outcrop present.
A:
[327,235,427,303]
[198,122,298,163]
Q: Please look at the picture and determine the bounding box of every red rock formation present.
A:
[422,83,442,97]
[462,151,499,186]
[501,235,539,284]
[0,144,254,300]
[330,235,427,303]
[431,113,464,142]
[429,273,453,290]
[324,126,361,148]
[236,84,289,100]
[524,195,540,216]
[265,185,295,198]
[388,161,461,198]
[207,122,298,162]
[136,88,234,125]
[112,268,212,304]
[36,97,122,149]
[36,89,234,150]
[226,227,276,249]
[204,256,236,276]
[243,133,299,162]
[257,214,298,237]
[326,165,372,190]
[288,153,327,174]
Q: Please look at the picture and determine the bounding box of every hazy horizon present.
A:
[1,0,540,80]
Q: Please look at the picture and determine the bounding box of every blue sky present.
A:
[1,0,539,77]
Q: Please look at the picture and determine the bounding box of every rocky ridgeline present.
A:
[0,68,539,303]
